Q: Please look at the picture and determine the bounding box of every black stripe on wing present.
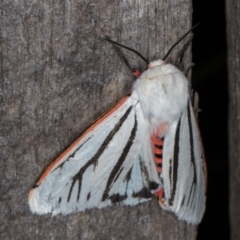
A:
[186,101,197,208]
[168,101,198,207]
[102,112,138,201]
[54,137,93,171]
[67,106,133,202]
[107,166,133,204]
[107,161,158,203]
[131,157,155,199]
[168,118,181,206]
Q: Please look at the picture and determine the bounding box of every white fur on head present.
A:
[148,60,165,68]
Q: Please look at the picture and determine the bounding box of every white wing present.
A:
[160,101,206,225]
[29,96,160,215]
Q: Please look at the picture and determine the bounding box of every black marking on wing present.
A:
[139,155,158,192]
[149,181,159,190]
[169,159,172,185]
[109,193,128,203]
[58,197,61,203]
[132,187,152,199]
[67,106,133,202]
[108,167,133,204]
[102,112,138,201]
[187,189,195,210]
[69,137,93,159]
[169,119,181,206]
[113,167,124,183]
[181,195,185,207]
[186,102,197,207]
[160,176,164,186]
[87,192,91,201]
[139,155,150,183]
[54,137,92,172]
[110,156,159,203]
[125,166,133,182]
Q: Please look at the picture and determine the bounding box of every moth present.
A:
[29,25,206,225]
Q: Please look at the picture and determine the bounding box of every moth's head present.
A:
[148,60,165,68]
[133,60,165,77]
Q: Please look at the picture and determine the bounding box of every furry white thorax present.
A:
[132,60,188,134]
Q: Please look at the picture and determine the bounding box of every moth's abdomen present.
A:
[151,134,164,174]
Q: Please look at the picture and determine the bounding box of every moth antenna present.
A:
[113,46,141,77]
[110,42,134,72]
[103,37,150,65]
[162,23,200,61]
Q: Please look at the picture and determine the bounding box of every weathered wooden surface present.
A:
[226,0,240,239]
[0,0,197,239]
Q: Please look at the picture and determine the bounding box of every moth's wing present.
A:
[109,133,161,206]
[161,101,206,225]
[28,96,156,215]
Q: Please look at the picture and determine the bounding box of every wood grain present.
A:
[226,0,240,239]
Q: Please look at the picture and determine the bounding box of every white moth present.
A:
[29,27,206,225]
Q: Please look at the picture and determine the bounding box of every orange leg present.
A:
[155,188,165,207]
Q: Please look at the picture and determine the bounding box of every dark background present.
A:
[192,1,229,239]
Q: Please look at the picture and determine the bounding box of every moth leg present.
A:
[184,63,195,76]
[155,188,166,207]
[190,91,201,120]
